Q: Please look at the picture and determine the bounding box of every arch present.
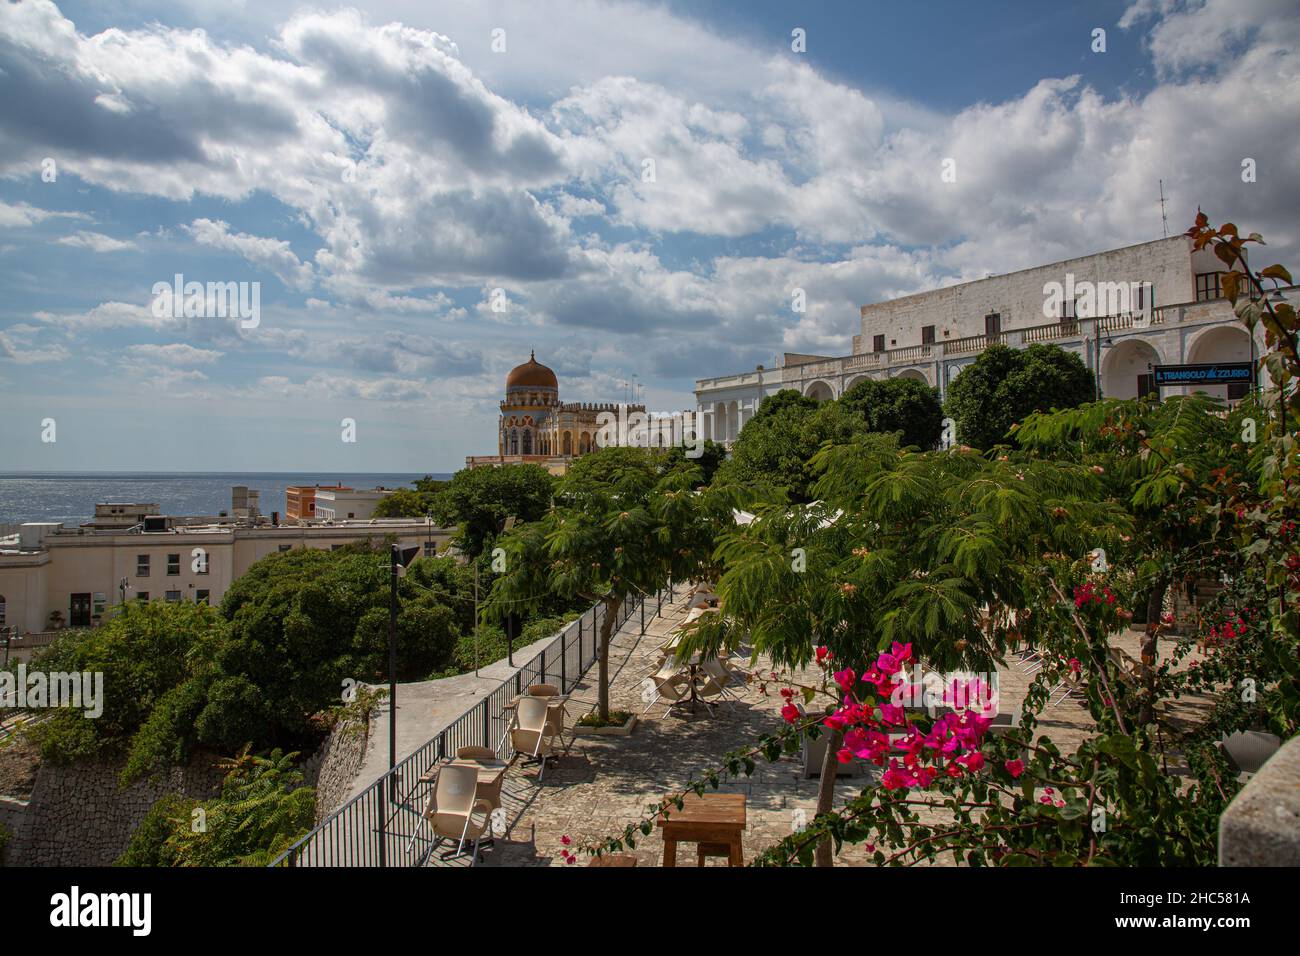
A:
[726,400,740,438]
[804,380,835,401]
[521,428,533,455]
[713,401,727,442]
[892,368,929,385]
[1101,338,1162,400]
[579,432,591,455]
[1186,325,1254,401]
[844,374,874,392]
[509,427,519,455]
[562,431,573,456]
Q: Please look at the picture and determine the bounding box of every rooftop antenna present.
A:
[1158,179,1169,238]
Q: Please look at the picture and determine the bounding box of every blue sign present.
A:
[1152,363,1254,386]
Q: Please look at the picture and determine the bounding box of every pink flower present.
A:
[560,835,571,846]
[780,702,800,724]
[1004,759,1025,778]
[815,646,832,664]
[836,748,854,764]
[833,668,857,694]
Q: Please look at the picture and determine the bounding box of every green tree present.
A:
[119,749,314,867]
[660,439,728,486]
[372,476,448,518]
[487,446,745,720]
[945,343,1094,450]
[432,464,555,558]
[715,390,867,501]
[840,376,944,449]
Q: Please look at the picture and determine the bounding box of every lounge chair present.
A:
[510,696,557,781]
[410,763,494,863]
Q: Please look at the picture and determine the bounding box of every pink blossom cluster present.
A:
[783,642,1002,792]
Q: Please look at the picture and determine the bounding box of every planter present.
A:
[574,713,638,736]
[1221,730,1282,775]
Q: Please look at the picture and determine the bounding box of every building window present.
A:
[137,554,150,577]
[1062,297,1077,320]
[278,544,292,552]
[1195,272,1221,301]
[136,591,149,602]
[1137,373,1157,398]
[165,590,181,602]
[1227,381,1250,401]
[921,325,935,345]
[93,593,107,616]
[873,334,885,352]
[522,428,533,455]
[985,313,1001,337]
[0,595,5,626]
[167,553,180,576]
[423,542,437,557]
[196,589,210,605]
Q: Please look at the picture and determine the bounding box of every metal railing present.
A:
[270,586,671,867]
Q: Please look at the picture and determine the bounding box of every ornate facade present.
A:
[466,351,645,472]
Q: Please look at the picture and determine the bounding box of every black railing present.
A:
[270,586,670,867]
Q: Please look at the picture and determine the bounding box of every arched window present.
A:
[522,429,533,455]
[509,428,519,455]
[562,432,572,456]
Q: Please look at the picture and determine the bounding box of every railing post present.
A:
[561,628,568,692]
[378,776,388,868]
[481,700,489,748]
[641,596,645,635]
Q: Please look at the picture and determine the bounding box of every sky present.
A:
[1,0,1297,472]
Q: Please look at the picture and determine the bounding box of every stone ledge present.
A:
[1219,734,1300,866]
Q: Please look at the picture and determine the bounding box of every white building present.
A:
[313,488,395,521]
[695,236,1283,443]
[0,517,451,636]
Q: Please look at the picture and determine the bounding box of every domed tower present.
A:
[500,351,560,456]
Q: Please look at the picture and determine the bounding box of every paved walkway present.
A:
[430,595,1211,867]
[348,631,557,801]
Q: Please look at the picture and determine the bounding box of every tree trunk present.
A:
[1139,577,1167,727]
[814,726,844,867]
[597,595,622,722]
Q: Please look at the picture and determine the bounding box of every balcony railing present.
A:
[269,589,663,868]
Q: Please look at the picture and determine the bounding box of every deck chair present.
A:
[694,658,742,712]
[527,683,560,697]
[510,696,557,781]
[456,745,496,760]
[641,664,690,716]
[409,764,493,863]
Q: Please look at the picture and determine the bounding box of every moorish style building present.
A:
[465,351,644,473]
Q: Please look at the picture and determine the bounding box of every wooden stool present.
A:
[696,842,734,866]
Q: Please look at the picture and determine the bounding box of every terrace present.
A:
[280,586,1210,868]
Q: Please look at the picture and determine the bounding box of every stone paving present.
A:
[427,593,1209,867]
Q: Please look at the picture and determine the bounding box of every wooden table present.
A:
[588,853,638,867]
[657,792,746,867]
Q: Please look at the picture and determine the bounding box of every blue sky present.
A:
[1,0,1296,472]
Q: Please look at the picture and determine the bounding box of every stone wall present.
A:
[300,714,370,824]
[8,756,225,867]
[1219,734,1300,866]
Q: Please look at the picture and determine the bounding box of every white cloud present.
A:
[0,200,87,228]
[55,230,137,252]
[183,218,314,290]
[123,343,224,365]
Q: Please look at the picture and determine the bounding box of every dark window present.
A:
[1137,373,1157,398]
[921,325,935,345]
[166,553,180,576]
[196,590,210,605]
[136,554,150,577]
[136,591,149,602]
[70,593,92,627]
[278,544,292,552]
[1062,298,1076,320]
[1195,272,1221,302]
[1227,381,1250,401]
[872,334,885,352]
[165,590,181,602]
[984,313,1001,337]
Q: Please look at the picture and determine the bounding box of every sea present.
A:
[0,472,451,527]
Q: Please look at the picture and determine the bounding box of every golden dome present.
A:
[506,350,558,390]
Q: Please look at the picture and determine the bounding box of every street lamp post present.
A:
[388,543,419,796]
